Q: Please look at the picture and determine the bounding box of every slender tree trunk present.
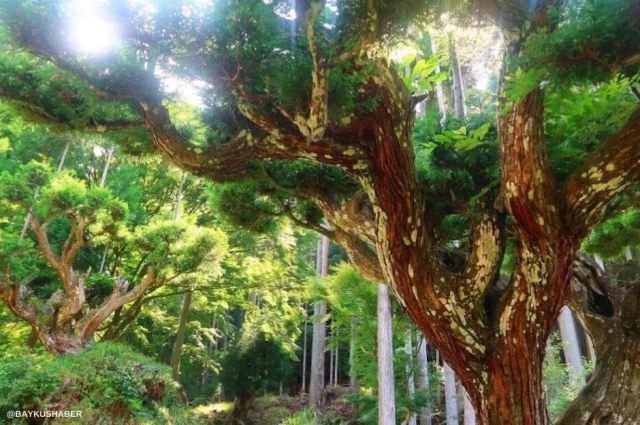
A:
[448,33,466,119]
[435,351,442,410]
[171,290,192,381]
[444,362,459,425]
[170,174,189,382]
[301,302,309,394]
[173,173,186,220]
[463,389,476,425]
[202,315,216,389]
[429,33,447,126]
[309,235,329,407]
[349,316,358,393]
[99,146,114,187]
[98,147,114,274]
[556,306,584,381]
[416,335,432,425]
[329,321,334,387]
[405,329,417,425]
[334,326,339,386]
[378,283,396,425]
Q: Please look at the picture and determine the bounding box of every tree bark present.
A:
[416,335,432,425]
[557,256,640,425]
[6,3,639,422]
[309,235,329,407]
[378,283,396,425]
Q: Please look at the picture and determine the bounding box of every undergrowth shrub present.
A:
[0,343,178,424]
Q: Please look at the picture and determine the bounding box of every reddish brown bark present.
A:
[0,210,158,355]
[2,1,639,421]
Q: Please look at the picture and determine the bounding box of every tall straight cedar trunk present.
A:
[444,362,460,425]
[301,302,309,394]
[556,306,584,381]
[448,33,466,119]
[463,389,476,425]
[405,329,417,425]
[171,290,192,381]
[170,173,189,381]
[378,283,396,425]
[349,316,358,393]
[309,235,329,407]
[416,335,432,425]
[329,321,334,387]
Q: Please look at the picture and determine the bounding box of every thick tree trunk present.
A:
[478,352,548,425]
[444,362,459,425]
[556,326,640,425]
[309,236,329,407]
[171,290,192,381]
[556,306,584,381]
[405,329,417,425]
[378,283,396,425]
[416,335,432,425]
[558,258,640,425]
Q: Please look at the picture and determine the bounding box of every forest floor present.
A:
[189,387,357,424]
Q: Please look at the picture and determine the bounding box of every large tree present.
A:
[0,0,638,423]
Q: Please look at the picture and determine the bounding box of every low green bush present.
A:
[0,343,179,424]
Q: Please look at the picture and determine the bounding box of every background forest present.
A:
[0,0,638,424]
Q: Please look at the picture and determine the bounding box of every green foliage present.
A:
[543,333,594,422]
[219,331,295,400]
[326,264,437,425]
[282,408,349,425]
[544,74,639,182]
[582,208,640,259]
[522,0,640,82]
[0,343,178,424]
[396,50,448,94]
